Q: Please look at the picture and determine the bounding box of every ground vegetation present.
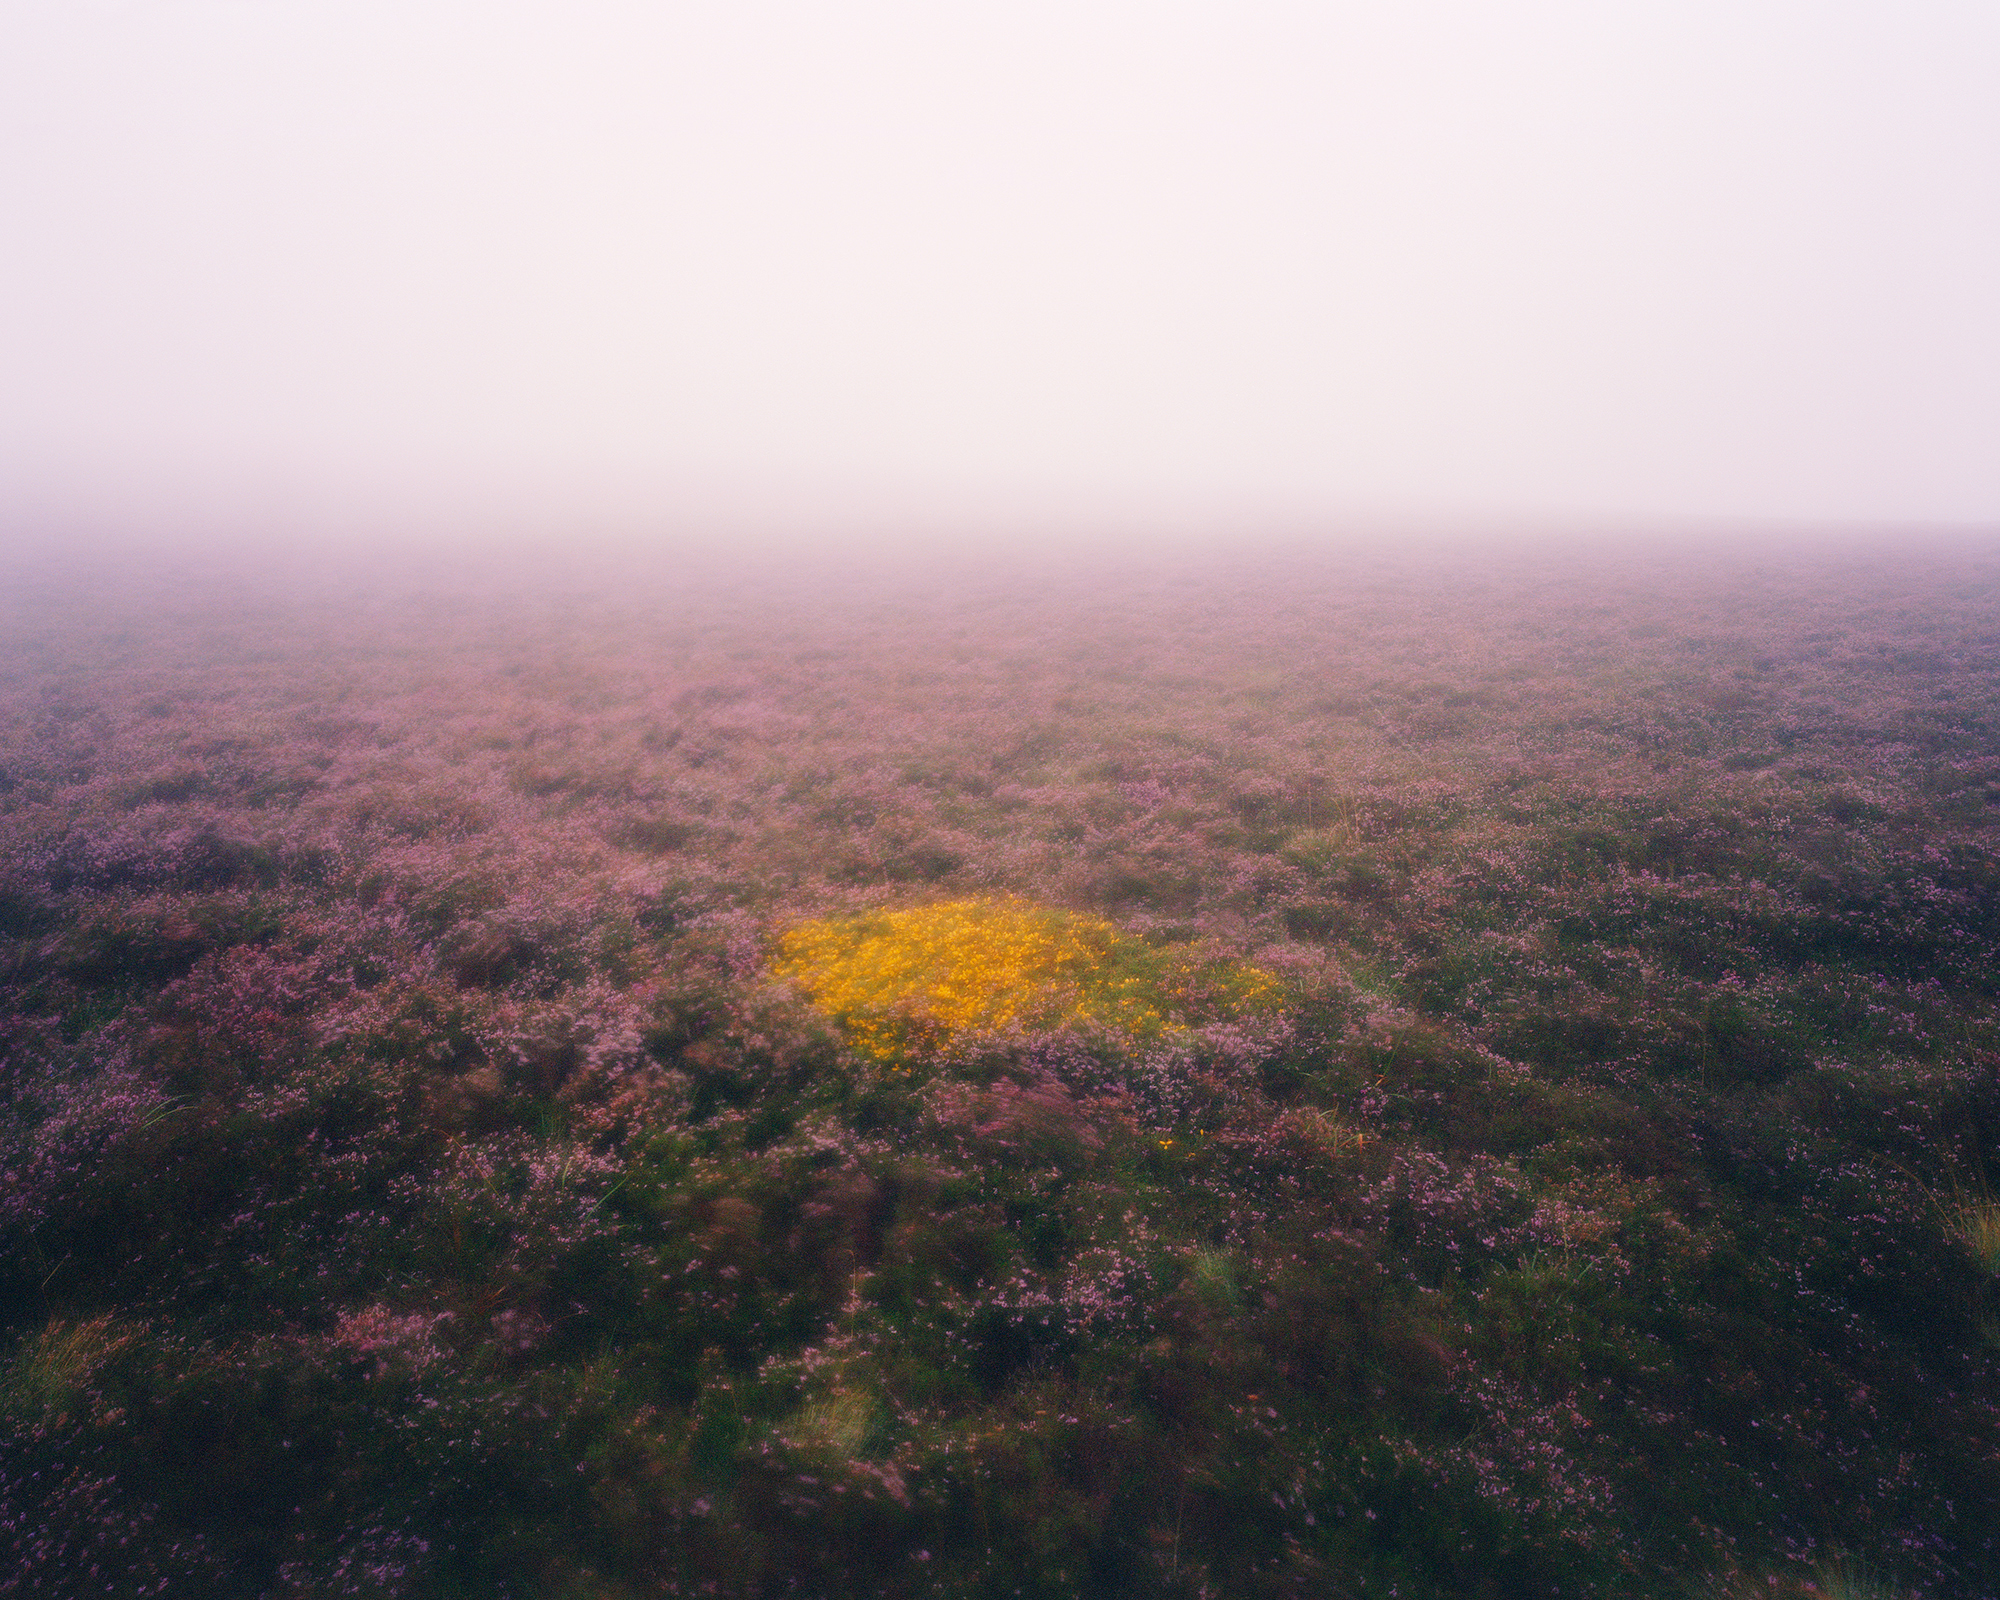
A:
[2,541,1997,1598]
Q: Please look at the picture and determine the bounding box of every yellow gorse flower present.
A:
[770,896,1280,1061]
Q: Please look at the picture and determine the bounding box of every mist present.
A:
[5,1,1999,563]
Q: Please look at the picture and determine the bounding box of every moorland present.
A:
[3,536,1998,1598]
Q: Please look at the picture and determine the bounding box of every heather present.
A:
[2,540,1998,1599]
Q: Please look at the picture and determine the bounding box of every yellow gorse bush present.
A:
[771,896,1280,1061]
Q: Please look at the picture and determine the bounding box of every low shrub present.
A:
[769,896,1280,1064]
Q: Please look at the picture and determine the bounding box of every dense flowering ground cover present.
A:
[1,537,1998,1599]
[772,898,1280,1062]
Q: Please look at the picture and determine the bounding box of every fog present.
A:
[5,2,2000,561]
[13,16,2000,1587]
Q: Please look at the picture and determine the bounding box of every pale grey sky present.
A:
[4,2,1997,542]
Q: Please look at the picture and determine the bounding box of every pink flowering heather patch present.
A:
[1,541,1997,1598]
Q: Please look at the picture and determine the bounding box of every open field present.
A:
[3,539,1999,1598]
